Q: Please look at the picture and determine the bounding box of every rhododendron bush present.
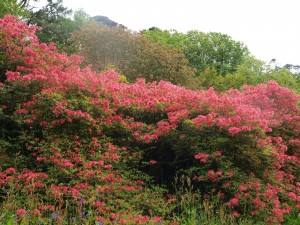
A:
[0,15,300,224]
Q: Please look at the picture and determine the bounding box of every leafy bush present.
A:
[0,15,299,224]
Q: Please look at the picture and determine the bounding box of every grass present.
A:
[172,175,260,225]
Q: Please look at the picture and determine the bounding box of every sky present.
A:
[57,0,300,66]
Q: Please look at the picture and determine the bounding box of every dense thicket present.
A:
[144,29,249,75]
[0,15,299,224]
[143,29,300,92]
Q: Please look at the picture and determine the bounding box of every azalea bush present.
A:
[0,15,300,224]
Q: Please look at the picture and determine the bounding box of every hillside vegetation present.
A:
[1,1,300,224]
[0,14,300,225]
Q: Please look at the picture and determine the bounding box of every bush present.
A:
[0,15,299,224]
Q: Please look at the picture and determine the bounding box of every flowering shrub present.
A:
[0,15,300,224]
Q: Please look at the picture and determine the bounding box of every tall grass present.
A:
[172,175,258,225]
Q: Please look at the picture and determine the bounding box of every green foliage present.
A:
[124,36,197,87]
[173,175,257,225]
[27,0,76,53]
[0,84,173,224]
[143,28,186,49]
[73,8,91,28]
[266,68,299,92]
[184,31,249,75]
[235,55,269,83]
[73,22,199,89]
[196,56,300,92]
[144,29,249,76]
[1,13,300,225]
[0,0,28,18]
[283,212,300,225]
[144,29,300,92]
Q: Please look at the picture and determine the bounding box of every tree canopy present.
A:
[73,22,198,88]
[26,0,75,52]
[0,0,29,18]
[144,29,249,75]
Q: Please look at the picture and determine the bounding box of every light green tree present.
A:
[266,68,299,92]
[143,28,186,49]
[73,8,91,28]
[235,55,270,85]
[0,0,28,18]
[184,31,249,75]
[144,29,249,76]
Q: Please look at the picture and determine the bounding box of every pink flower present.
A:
[229,198,239,206]
[96,217,103,222]
[224,182,231,188]
[252,211,257,215]
[228,127,241,135]
[15,109,27,114]
[26,119,33,124]
[216,171,222,176]
[104,164,112,169]
[288,192,300,201]
[149,160,157,164]
[61,159,74,168]
[4,167,16,174]
[239,185,247,191]
[214,151,222,156]
[252,198,261,206]
[151,216,162,222]
[37,157,47,161]
[16,208,26,217]
[39,121,47,126]
[33,209,41,216]
[227,172,233,177]
[93,201,105,207]
[70,188,80,197]
[232,211,240,218]
[194,153,209,163]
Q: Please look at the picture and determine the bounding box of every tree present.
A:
[196,68,248,92]
[19,0,38,8]
[235,55,270,85]
[284,64,300,76]
[144,29,249,76]
[1,0,86,54]
[198,56,300,92]
[124,35,196,87]
[266,68,299,92]
[0,0,28,18]
[72,21,136,72]
[143,28,186,49]
[73,22,198,88]
[73,8,91,27]
[92,15,126,29]
[184,31,249,75]
[27,0,75,53]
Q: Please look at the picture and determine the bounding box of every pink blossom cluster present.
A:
[0,15,299,224]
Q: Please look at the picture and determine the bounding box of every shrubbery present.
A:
[0,15,300,224]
